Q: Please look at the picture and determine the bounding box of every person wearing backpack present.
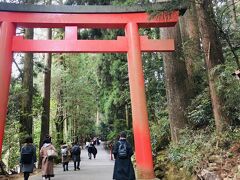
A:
[113,131,135,180]
[71,141,81,170]
[40,135,57,180]
[87,141,94,159]
[61,142,70,171]
[20,136,36,180]
[92,144,97,159]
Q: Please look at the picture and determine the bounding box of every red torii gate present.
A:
[0,3,181,179]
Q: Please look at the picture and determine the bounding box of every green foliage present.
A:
[112,0,140,5]
[150,113,170,154]
[3,80,27,169]
[97,46,130,138]
[187,89,214,129]
[50,53,100,141]
[98,121,110,140]
[147,0,189,17]
[213,0,240,68]
[65,0,111,5]
[32,85,43,118]
[107,119,127,140]
[166,127,240,175]
[3,65,43,170]
[33,119,41,150]
[223,128,240,144]
[214,64,240,126]
[2,120,20,170]
[143,52,166,122]
[168,128,216,173]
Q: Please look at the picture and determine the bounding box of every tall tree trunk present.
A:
[160,24,189,143]
[179,0,201,98]
[125,104,130,129]
[55,88,64,145]
[54,28,65,144]
[38,28,52,168]
[228,0,237,29]
[19,28,33,138]
[196,0,228,133]
[73,102,77,140]
[39,28,52,147]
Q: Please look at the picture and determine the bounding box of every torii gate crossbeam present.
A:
[0,3,183,179]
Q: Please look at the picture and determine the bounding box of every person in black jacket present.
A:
[87,142,94,159]
[113,132,136,180]
[92,144,97,159]
[20,136,37,180]
[71,142,81,170]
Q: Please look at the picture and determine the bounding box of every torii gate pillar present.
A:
[0,22,15,159]
[126,22,155,179]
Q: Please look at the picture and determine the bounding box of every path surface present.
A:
[31,143,114,180]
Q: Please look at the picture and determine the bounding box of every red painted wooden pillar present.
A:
[125,22,155,179]
[0,21,15,159]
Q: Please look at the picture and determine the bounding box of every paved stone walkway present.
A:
[31,143,114,180]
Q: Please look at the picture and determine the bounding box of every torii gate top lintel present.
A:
[0,2,186,28]
[0,3,185,53]
[0,2,187,15]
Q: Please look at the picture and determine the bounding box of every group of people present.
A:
[20,135,56,180]
[60,141,81,171]
[20,132,136,180]
[85,140,98,159]
[20,135,81,180]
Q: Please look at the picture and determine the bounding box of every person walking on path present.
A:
[40,135,57,180]
[87,142,94,160]
[71,141,81,170]
[113,132,136,180]
[92,144,97,159]
[20,136,37,180]
[60,142,71,171]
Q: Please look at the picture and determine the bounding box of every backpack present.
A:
[47,149,58,158]
[118,141,128,159]
[21,145,33,164]
[72,145,80,155]
[92,146,97,155]
[61,147,68,156]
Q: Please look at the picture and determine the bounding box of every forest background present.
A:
[1,0,240,179]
